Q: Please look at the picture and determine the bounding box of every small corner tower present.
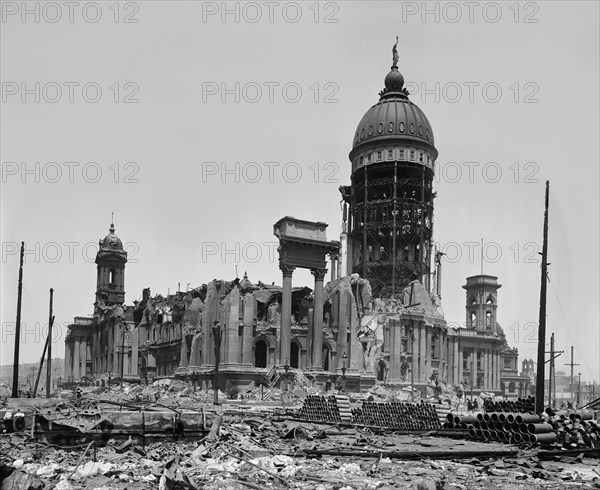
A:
[462,275,501,334]
[95,222,127,307]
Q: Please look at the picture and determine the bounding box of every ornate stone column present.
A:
[410,322,418,381]
[425,326,432,380]
[224,288,240,364]
[471,348,477,390]
[496,351,501,390]
[242,293,254,365]
[483,349,490,390]
[279,264,295,365]
[64,339,73,380]
[389,319,402,381]
[81,338,87,378]
[311,268,327,370]
[329,253,339,282]
[452,337,460,384]
[74,337,81,379]
[419,324,426,382]
[458,345,463,383]
[130,327,138,376]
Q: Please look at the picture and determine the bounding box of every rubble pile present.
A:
[2,402,600,489]
[2,385,600,489]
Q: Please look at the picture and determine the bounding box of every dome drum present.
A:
[351,145,436,175]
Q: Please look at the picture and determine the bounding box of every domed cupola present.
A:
[100,222,124,251]
[349,38,438,173]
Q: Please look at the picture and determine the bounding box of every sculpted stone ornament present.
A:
[311,268,327,282]
[267,300,281,325]
[392,36,399,68]
[279,263,296,277]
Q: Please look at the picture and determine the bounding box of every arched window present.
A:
[254,340,267,368]
[109,268,116,284]
[290,341,300,369]
[470,312,476,328]
[486,295,494,305]
[486,311,492,328]
[508,382,516,393]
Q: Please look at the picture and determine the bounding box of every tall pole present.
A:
[535,181,549,414]
[548,333,554,408]
[32,329,50,398]
[577,373,581,406]
[46,288,54,398]
[11,242,25,398]
[546,334,563,408]
[565,345,579,405]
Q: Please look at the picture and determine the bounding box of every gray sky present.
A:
[1,1,599,383]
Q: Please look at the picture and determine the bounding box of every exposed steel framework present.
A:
[342,162,434,298]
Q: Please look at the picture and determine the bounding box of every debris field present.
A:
[1,381,599,490]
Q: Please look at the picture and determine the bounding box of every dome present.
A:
[350,42,437,159]
[351,95,436,152]
[100,223,124,251]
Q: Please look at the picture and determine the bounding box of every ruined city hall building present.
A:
[65,48,530,398]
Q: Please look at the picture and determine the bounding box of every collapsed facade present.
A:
[65,46,530,398]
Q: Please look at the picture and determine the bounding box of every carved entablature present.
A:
[274,216,340,273]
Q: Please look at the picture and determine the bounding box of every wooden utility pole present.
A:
[46,288,54,398]
[11,242,25,398]
[535,181,549,414]
[33,289,55,398]
[545,333,563,408]
[32,335,49,398]
[565,345,579,404]
[548,334,554,408]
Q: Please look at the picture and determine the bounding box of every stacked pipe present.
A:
[297,394,342,423]
[443,412,557,444]
[334,394,353,423]
[351,401,441,430]
[546,410,599,449]
[483,396,535,413]
[435,405,453,425]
